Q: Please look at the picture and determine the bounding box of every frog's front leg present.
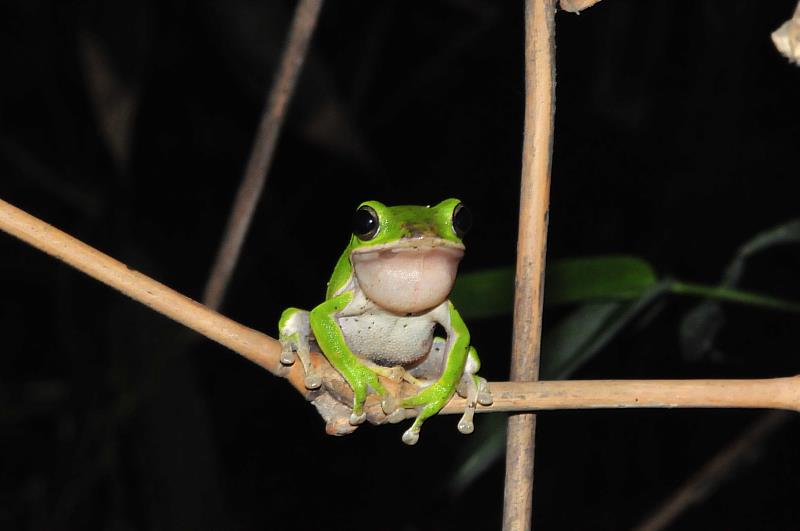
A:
[400,301,472,445]
[278,307,321,389]
[309,292,393,425]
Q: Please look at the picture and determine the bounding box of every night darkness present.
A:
[2,1,800,530]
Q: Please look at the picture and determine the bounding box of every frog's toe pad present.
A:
[402,428,420,446]
[457,418,475,434]
[280,349,296,366]
[478,391,493,406]
[349,411,367,425]
[456,381,468,398]
[304,374,322,390]
[381,395,398,415]
[387,408,406,424]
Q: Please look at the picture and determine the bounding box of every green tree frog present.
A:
[279,199,491,445]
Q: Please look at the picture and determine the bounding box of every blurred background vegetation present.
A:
[1,0,800,529]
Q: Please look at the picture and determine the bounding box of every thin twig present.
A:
[445,379,800,414]
[2,197,800,428]
[504,1,556,530]
[202,0,324,311]
[632,411,790,531]
[79,31,139,172]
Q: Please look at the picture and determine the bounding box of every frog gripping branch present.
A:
[278,199,492,444]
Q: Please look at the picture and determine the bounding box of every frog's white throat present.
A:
[351,239,464,314]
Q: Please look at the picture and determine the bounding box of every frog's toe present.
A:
[402,427,420,445]
[380,394,398,415]
[304,373,322,390]
[457,418,475,434]
[387,408,406,424]
[477,378,493,406]
[280,347,296,366]
[349,411,367,425]
[456,380,469,398]
[385,366,405,383]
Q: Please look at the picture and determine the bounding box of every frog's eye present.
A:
[352,205,380,241]
[452,203,472,238]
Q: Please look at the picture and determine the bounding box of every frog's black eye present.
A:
[352,205,380,241]
[452,203,472,238]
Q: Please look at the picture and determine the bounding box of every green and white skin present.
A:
[279,199,492,445]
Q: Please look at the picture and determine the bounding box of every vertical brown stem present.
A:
[203,0,325,310]
[503,1,556,530]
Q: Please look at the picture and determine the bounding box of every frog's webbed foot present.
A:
[354,360,404,417]
[457,374,492,402]
[455,347,492,434]
[456,374,492,435]
[278,308,322,390]
[341,362,395,426]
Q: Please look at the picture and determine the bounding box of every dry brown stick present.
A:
[632,411,790,531]
[559,0,604,13]
[0,198,286,382]
[444,379,800,414]
[503,1,556,530]
[772,1,800,66]
[2,196,800,425]
[202,0,324,311]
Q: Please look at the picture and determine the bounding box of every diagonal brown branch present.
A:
[504,1,556,530]
[1,197,799,431]
[632,411,791,531]
[202,0,325,311]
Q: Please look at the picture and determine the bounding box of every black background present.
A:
[2,0,800,529]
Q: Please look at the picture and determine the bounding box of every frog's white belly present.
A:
[337,310,436,367]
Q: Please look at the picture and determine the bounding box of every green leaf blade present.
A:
[545,255,658,306]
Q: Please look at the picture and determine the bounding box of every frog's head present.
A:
[348,198,471,314]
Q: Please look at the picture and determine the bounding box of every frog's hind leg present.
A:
[407,335,448,386]
[279,307,321,389]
